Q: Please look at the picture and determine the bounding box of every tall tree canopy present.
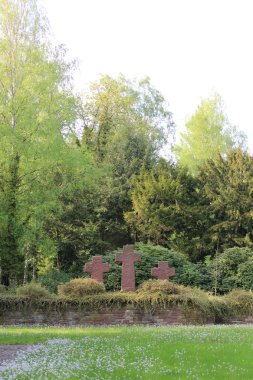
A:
[198,148,253,252]
[81,74,174,162]
[126,149,253,261]
[125,159,207,258]
[0,0,90,284]
[175,93,246,175]
[78,75,175,249]
[1,1,253,290]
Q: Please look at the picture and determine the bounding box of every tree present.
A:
[198,148,253,252]
[81,75,174,163]
[0,0,88,284]
[175,93,246,175]
[126,159,207,258]
[79,75,175,250]
[44,176,108,273]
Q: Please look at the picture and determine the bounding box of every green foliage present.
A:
[16,282,52,299]
[103,243,212,291]
[81,74,174,163]
[175,93,246,175]
[223,289,253,316]
[213,247,253,293]
[198,149,253,253]
[38,270,72,294]
[135,243,190,286]
[0,2,252,297]
[126,160,208,259]
[175,262,212,290]
[102,245,253,295]
[0,0,96,284]
[103,243,189,291]
[58,278,106,297]
[237,258,253,290]
[79,74,175,251]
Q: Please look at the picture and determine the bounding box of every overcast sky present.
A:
[41,0,253,147]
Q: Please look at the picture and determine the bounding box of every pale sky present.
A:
[41,0,253,148]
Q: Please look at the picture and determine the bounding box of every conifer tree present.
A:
[199,148,253,251]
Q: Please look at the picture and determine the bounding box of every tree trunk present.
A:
[4,153,20,283]
[23,256,28,284]
[32,257,36,280]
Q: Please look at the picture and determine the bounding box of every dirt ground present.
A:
[0,345,31,364]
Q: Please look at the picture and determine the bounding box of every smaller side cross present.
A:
[84,256,110,283]
[151,261,175,280]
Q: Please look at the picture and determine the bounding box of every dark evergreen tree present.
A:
[198,148,253,252]
[126,159,208,259]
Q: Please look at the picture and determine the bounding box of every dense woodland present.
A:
[1,0,253,294]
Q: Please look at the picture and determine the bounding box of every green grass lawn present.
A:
[0,325,253,379]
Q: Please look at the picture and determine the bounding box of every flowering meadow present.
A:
[0,325,253,379]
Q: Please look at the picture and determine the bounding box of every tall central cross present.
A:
[115,245,141,291]
[151,261,175,280]
[84,256,110,283]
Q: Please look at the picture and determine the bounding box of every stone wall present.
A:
[228,315,253,324]
[0,306,213,326]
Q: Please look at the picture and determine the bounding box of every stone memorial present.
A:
[84,247,177,290]
[84,256,110,283]
[115,245,141,291]
[151,261,175,280]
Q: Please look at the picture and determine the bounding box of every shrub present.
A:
[138,279,183,295]
[58,278,105,297]
[216,247,253,293]
[102,243,215,292]
[104,243,194,291]
[222,289,253,317]
[38,270,73,294]
[224,289,253,304]
[237,258,253,290]
[177,262,213,291]
[16,282,52,299]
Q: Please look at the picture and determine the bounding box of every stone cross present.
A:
[151,261,175,280]
[115,245,141,291]
[84,256,110,283]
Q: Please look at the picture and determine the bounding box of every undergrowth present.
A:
[0,281,252,323]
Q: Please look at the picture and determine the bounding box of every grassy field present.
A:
[0,325,253,379]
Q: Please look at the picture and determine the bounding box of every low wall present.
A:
[0,306,213,326]
[229,315,253,324]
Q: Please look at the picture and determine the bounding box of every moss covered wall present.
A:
[0,305,213,326]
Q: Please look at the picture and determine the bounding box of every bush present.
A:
[223,289,253,316]
[216,247,253,293]
[16,282,52,299]
[138,279,183,295]
[237,258,253,290]
[38,270,73,294]
[58,278,105,297]
[176,262,213,291]
[224,289,253,304]
[104,243,194,291]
